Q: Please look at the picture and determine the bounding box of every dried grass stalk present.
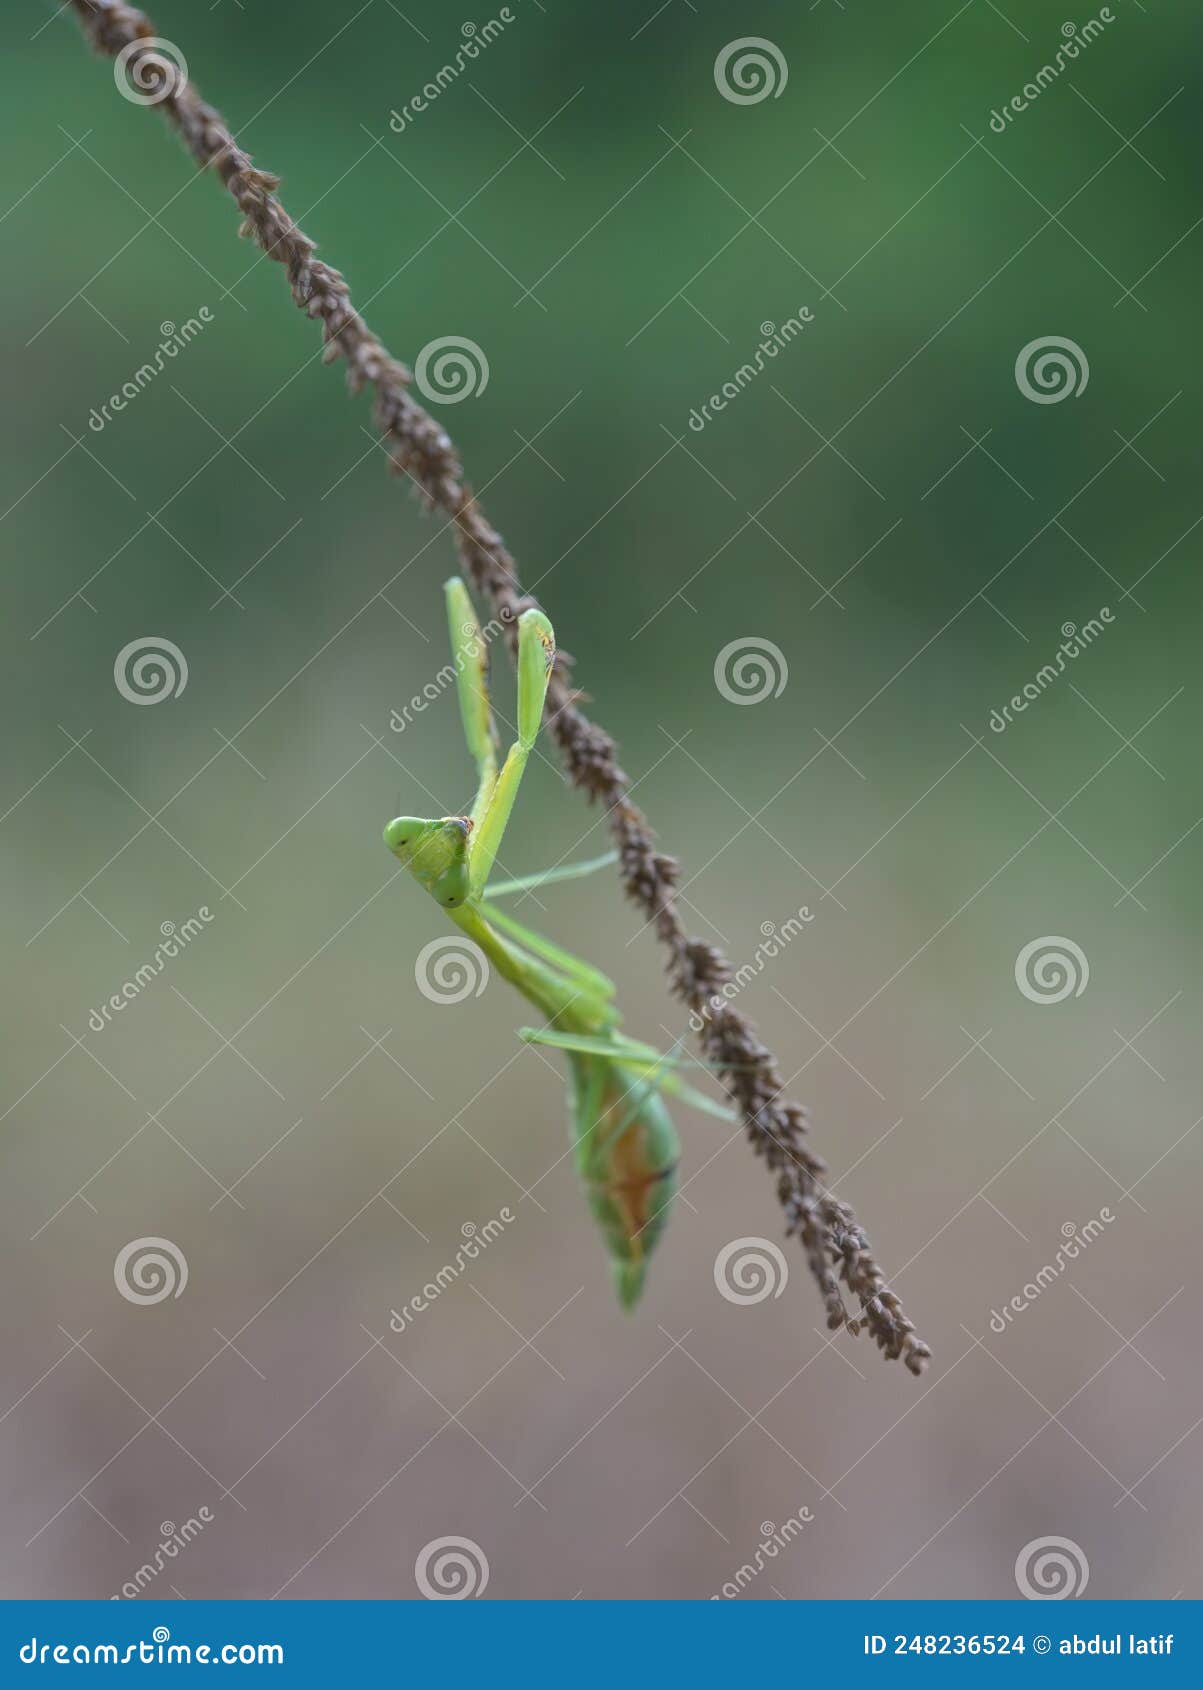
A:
[66,0,930,1373]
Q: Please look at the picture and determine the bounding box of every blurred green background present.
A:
[2,0,1201,1600]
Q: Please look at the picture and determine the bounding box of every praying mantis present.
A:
[384,578,734,1309]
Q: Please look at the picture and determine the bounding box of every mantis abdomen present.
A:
[567,1055,680,1310]
[451,904,680,1306]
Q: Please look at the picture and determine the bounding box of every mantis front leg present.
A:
[445,577,499,832]
[467,597,555,898]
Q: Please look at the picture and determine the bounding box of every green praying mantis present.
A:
[384,578,734,1309]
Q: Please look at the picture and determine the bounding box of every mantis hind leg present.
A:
[520,1027,734,1122]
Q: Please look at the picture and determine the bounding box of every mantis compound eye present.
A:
[383,816,425,855]
[433,862,470,908]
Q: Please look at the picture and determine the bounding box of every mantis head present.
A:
[383,815,472,908]
[384,580,556,913]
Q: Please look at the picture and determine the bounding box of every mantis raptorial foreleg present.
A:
[467,604,554,897]
[444,577,498,830]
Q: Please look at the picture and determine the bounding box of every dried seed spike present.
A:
[65,0,928,1375]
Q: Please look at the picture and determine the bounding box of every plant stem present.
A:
[65,0,930,1374]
